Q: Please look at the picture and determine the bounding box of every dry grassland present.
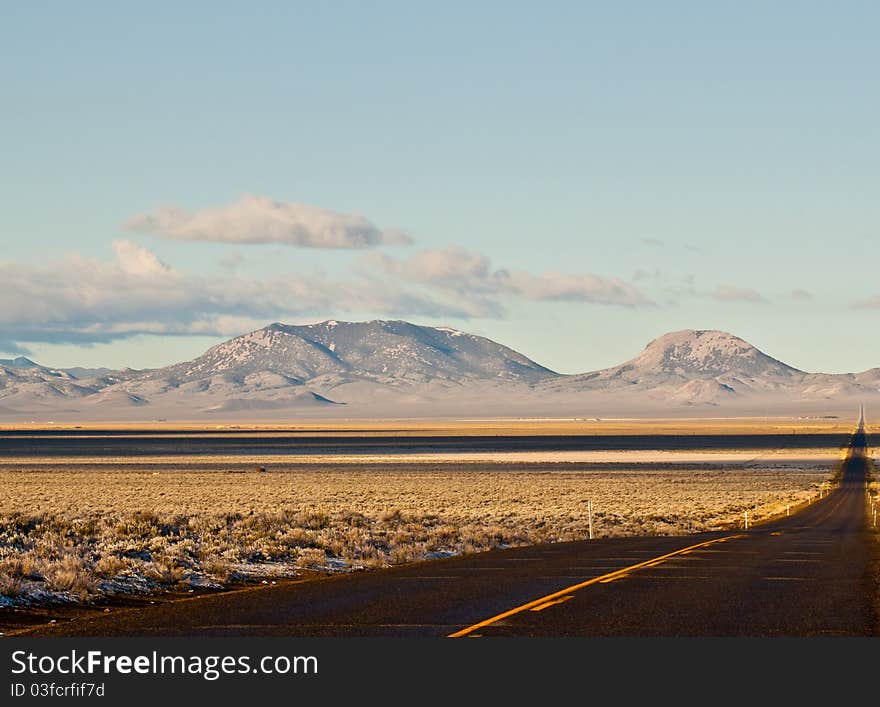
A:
[0,416,854,436]
[0,456,835,606]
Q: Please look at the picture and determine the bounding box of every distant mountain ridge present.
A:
[1,321,878,419]
[156,320,556,385]
[0,357,42,369]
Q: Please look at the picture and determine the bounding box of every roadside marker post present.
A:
[588,500,593,540]
[744,511,749,530]
[786,504,790,517]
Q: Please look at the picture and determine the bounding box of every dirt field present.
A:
[0,416,854,435]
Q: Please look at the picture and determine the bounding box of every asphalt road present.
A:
[18,428,878,637]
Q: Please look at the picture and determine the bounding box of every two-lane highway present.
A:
[17,425,878,637]
[454,429,875,636]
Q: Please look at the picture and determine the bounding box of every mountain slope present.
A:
[619,330,802,378]
[0,357,42,369]
[0,363,103,410]
[153,320,556,385]
[3,323,880,419]
[68,320,556,416]
[544,330,806,402]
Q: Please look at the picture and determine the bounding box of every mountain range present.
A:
[1,321,877,420]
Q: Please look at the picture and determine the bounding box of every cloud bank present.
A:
[367,248,653,308]
[0,242,652,352]
[0,241,462,348]
[124,194,412,249]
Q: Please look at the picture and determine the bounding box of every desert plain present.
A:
[0,416,865,627]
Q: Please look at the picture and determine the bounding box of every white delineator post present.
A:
[744,510,749,529]
[588,499,593,540]
[786,504,790,517]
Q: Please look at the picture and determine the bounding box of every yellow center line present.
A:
[530,596,575,612]
[447,534,743,638]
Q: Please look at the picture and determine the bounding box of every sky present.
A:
[2,1,879,375]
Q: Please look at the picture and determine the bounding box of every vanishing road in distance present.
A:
[21,421,879,637]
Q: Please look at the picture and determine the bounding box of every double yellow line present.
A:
[448,534,742,637]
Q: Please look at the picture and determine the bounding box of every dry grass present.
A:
[0,417,854,436]
[0,455,834,605]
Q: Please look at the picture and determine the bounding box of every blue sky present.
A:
[2,1,879,374]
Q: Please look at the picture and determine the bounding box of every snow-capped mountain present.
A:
[616,330,801,378]
[542,329,806,403]
[0,361,103,410]
[37,320,556,417]
[0,356,43,369]
[152,320,555,385]
[2,322,880,419]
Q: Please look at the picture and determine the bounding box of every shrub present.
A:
[94,555,128,578]
[0,573,23,597]
[144,560,185,585]
[295,548,326,568]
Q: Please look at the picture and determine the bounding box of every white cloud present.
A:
[712,285,768,303]
[0,242,654,352]
[502,270,650,305]
[0,243,467,348]
[366,248,653,307]
[112,239,172,276]
[123,194,412,249]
